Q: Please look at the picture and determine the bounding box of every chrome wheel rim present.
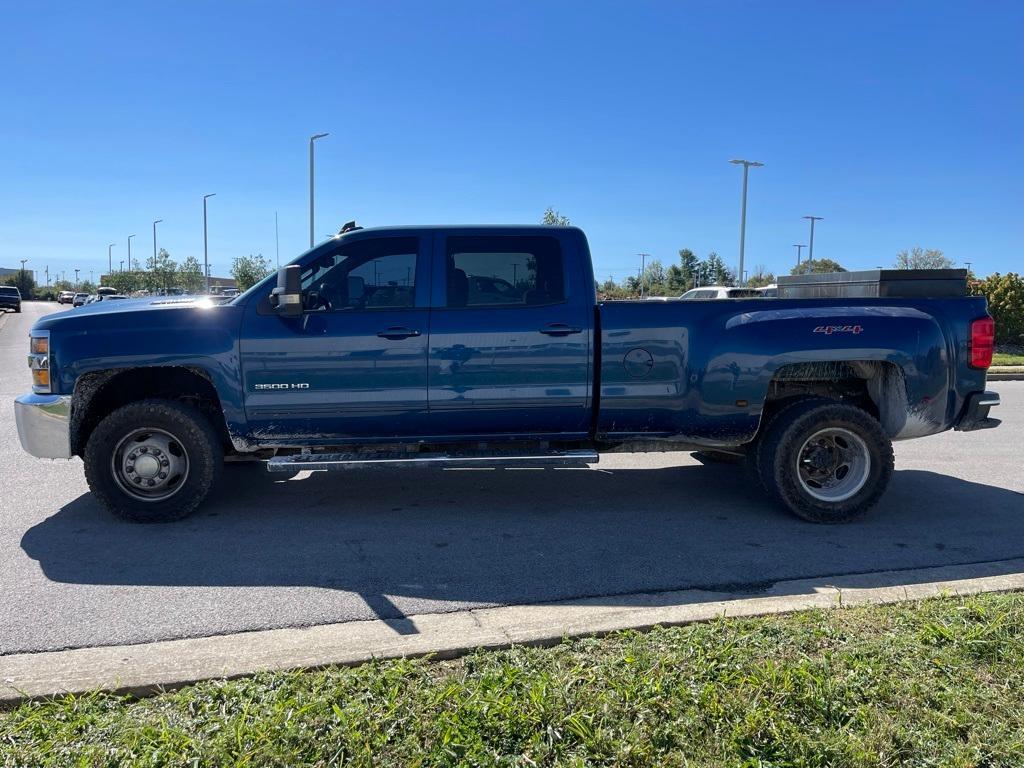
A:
[111,428,190,502]
[796,427,870,503]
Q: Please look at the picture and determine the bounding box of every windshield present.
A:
[0,287,19,296]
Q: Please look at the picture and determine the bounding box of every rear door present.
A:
[426,230,592,438]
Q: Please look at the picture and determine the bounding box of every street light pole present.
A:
[309,132,329,248]
[127,234,135,271]
[74,268,80,288]
[803,216,823,268]
[108,243,115,280]
[793,244,806,267]
[203,194,216,293]
[729,159,764,286]
[152,219,162,264]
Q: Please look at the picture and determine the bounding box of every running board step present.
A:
[267,449,599,472]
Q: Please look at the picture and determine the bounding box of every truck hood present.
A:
[32,296,241,333]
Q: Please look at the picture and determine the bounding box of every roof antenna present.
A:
[338,220,361,235]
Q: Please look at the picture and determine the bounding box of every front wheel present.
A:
[759,400,894,523]
[84,399,223,522]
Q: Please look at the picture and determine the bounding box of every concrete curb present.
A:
[3,558,1024,707]
[988,367,1024,381]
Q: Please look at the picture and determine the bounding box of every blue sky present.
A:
[1,1,1021,285]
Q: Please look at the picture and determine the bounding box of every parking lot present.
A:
[2,300,1022,656]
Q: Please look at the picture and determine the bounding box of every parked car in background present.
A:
[0,285,22,312]
[680,286,763,299]
[57,291,75,304]
[72,293,89,307]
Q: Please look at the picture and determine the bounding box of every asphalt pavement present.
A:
[2,301,1022,655]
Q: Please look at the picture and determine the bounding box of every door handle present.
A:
[377,327,421,340]
[539,323,583,336]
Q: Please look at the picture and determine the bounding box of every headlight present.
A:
[28,330,51,393]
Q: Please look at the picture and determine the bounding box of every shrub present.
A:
[972,272,1024,345]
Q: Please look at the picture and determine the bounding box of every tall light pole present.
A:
[127,234,135,271]
[729,159,764,286]
[203,194,216,293]
[637,253,649,298]
[803,215,823,268]
[152,219,162,264]
[309,132,329,248]
[108,243,115,280]
[74,268,80,288]
[793,244,806,267]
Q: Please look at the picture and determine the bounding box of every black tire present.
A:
[759,399,893,523]
[84,399,223,522]
[750,395,829,495]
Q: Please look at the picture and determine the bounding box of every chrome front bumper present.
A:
[14,393,73,459]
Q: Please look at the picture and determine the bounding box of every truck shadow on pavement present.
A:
[20,464,1024,636]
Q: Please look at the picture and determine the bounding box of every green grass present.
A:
[4,592,1024,767]
[992,352,1024,366]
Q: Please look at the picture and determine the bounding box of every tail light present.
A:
[969,316,995,369]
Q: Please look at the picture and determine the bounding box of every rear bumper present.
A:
[14,393,73,459]
[955,390,1001,432]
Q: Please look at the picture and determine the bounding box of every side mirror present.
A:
[269,265,302,317]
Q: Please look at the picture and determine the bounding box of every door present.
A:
[427,232,592,438]
[240,234,431,443]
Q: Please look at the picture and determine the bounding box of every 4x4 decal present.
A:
[813,324,863,335]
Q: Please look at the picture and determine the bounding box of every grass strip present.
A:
[2,591,1023,766]
[991,352,1024,366]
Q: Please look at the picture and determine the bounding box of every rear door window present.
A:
[445,236,566,308]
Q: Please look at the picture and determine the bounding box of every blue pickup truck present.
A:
[15,225,1000,524]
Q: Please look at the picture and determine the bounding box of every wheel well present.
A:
[764,360,905,427]
[71,366,232,457]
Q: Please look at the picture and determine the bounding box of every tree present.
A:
[541,207,571,226]
[701,251,735,285]
[677,248,699,290]
[895,246,953,270]
[665,264,685,292]
[790,258,847,275]
[746,264,776,288]
[642,259,666,289]
[146,248,178,292]
[178,256,205,294]
[106,271,141,295]
[231,254,273,291]
[2,270,35,298]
